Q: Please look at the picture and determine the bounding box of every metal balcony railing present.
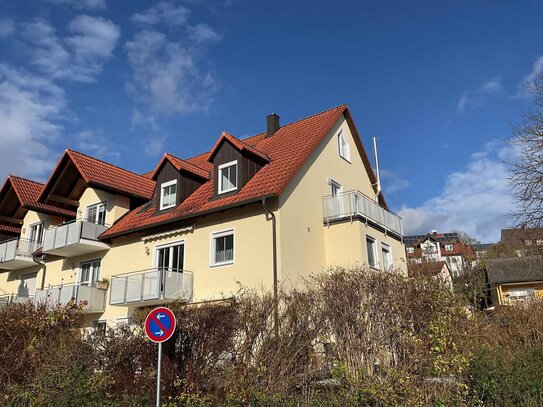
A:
[34,283,107,313]
[110,268,193,305]
[43,219,109,253]
[0,238,41,263]
[0,293,34,308]
[323,191,404,237]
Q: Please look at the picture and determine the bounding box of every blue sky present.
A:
[0,0,542,242]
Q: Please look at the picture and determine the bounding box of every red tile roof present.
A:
[151,153,210,181]
[7,176,76,218]
[408,261,448,277]
[207,131,270,163]
[0,224,21,235]
[102,104,350,238]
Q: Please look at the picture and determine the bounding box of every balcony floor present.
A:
[43,239,109,258]
[0,256,36,270]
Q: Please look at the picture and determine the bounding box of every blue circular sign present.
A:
[145,307,176,343]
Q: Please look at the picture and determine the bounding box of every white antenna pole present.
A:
[373,136,381,197]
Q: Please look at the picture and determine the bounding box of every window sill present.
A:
[210,261,234,268]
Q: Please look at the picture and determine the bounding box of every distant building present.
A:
[404,231,475,277]
[500,227,543,256]
[408,261,453,289]
[484,256,543,306]
[473,243,494,260]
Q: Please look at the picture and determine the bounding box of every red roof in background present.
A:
[207,131,271,163]
[408,261,448,276]
[102,104,350,238]
[406,241,475,259]
[151,153,210,181]
[7,176,76,218]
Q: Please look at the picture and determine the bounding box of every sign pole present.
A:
[156,342,162,407]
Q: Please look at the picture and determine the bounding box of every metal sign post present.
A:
[145,307,176,407]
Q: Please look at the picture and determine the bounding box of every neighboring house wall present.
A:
[498,283,543,305]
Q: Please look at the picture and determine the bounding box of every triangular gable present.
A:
[207,131,270,163]
[151,153,210,182]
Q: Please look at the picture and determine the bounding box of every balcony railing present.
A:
[0,293,34,308]
[110,268,193,306]
[43,219,109,257]
[323,191,404,237]
[0,238,41,269]
[34,283,106,313]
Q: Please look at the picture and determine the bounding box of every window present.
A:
[211,229,235,266]
[156,242,185,271]
[86,202,106,225]
[79,259,101,286]
[160,180,177,210]
[366,236,377,268]
[526,240,533,246]
[445,244,453,251]
[406,247,414,254]
[329,179,342,197]
[537,239,543,246]
[218,161,238,194]
[382,243,392,270]
[337,130,350,162]
[92,320,107,336]
[28,222,44,243]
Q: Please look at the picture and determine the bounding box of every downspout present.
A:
[261,197,279,337]
[33,253,46,290]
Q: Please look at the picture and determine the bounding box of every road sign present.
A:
[145,306,176,343]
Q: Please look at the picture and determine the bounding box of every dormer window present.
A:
[160,180,177,210]
[218,160,238,194]
[87,202,106,225]
[338,130,350,162]
[445,244,453,251]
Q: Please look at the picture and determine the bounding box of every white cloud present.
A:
[0,64,66,180]
[380,169,409,194]
[125,29,218,114]
[458,77,504,112]
[398,141,518,243]
[45,0,107,10]
[515,56,543,99]
[21,16,120,83]
[144,135,167,156]
[132,2,191,27]
[187,23,221,44]
[0,18,15,38]
[73,129,120,161]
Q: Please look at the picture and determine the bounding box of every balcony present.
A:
[0,293,34,308]
[43,219,110,257]
[323,191,404,237]
[0,238,41,270]
[110,268,193,306]
[34,283,106,313]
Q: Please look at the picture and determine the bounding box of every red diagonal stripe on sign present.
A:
[152,315,171,335]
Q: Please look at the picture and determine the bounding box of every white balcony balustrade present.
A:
[110,268,193,306]
[0,293,34,308]
[0,238,41,270]
[323,191,404,237]
[43,219,110,257]
[34,283,106,313]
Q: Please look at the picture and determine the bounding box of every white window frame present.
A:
[366,235,378,269]
[27,221,44,244]
[381,243,392,270]
[86,201,107,225]
[210,228,235,267]
[526,239,533,246]
[218,160,238,194]
[445,244,453,251]
[537,239,543,246]
[160,179,177,210]
[79,259,101,286]
[153,239,186,271]
[328,178,342,197]
[337,129,351,162]
[406,247,415,254]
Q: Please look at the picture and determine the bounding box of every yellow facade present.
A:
[0,114,406,326]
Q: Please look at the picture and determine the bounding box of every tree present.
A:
[510,75,543,227]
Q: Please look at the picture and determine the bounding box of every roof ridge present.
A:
[66,149,153,180]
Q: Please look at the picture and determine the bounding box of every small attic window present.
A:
[160,180,177,210]
[218,160,237,194]
[338,129,350,162]
[445,244,453,251]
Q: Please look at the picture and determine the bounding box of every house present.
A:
[407,261,453,289]
[473,243,495,260]
[404,231,475,277]
[500,227,543,257]
[484,257,543,306]
[0,105,406,327]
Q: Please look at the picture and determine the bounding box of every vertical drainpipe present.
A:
[33,253,46,290]
[261,197,279,337]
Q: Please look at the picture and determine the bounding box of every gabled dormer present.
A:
[151,154,210,212]
[207,131,270,198]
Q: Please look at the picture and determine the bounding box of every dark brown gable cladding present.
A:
[154,160,206,210]
[211,138,266,198]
